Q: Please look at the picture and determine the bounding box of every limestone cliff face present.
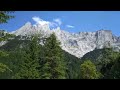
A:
[10,22,120,58]
[95,30,114,49]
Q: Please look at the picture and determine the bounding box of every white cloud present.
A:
[32,16,61,28]
[32,16,50,25]
[49,22,58,27]
[66,25,74,28]
[53,18,62,25]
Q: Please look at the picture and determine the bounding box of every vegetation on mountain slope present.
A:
[80,60,101,79]
[0,34,81,79]
[81,48,120,79]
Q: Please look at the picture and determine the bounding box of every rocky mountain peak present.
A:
[24,22,32,26]
[95,30,113,49]
[10,22,120,58]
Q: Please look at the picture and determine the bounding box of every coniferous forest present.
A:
[0,11,120,79]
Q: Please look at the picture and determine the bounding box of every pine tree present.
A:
[14,36,40,79]
[99,48,119,78]
[80,60,101,79]
[0,11,15,24]
[108,56,120,79]
[0,50,9,57]
[40,33,66,79]
[0,63,12,73]
[0,51,12,74]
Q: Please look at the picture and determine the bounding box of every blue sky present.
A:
[0,11,120,36]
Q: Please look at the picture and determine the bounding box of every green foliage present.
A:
[81,48,120,79]
[0,50,8,57]
[63,50,81,79]
[14,36,40,79]
[0,37,29,51]
[0,37,4,41]
[80,60,101,79]
[0,11,14,24]
[40,33,66,79]
[0,30,16,41]
[0,48,24,78]
[99,48,120,78]
[100,48,118,65]
[106,56,120,79]
[0,30,5,37]
[0,63,12,73]
[0,50,12,76]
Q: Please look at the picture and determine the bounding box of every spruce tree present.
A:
[80,60,101,79]
[40,33,66,79]
[14,36,40,79]
[108,57,120,79]
[0,11,15,24]
[0,63,12,73]
[0,51,12,74]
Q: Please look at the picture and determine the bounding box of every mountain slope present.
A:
[81,48,120,71]
[81,48,120,63]
[81,48,120,78]
[10,22,120,58]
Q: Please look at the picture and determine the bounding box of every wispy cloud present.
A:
[32,16,61,28]
[66,25,75,28]
[49,22,58,28]
[53,18,62,25]
[32,16,50,25]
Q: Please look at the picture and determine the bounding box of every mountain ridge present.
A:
[7,22,120,58]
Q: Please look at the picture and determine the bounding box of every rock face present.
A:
[95,30,113,49]
[10,22,120,58]
[0,41,7,47]
[11,22,51,37]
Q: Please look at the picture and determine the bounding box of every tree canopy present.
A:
[0,11,14,24]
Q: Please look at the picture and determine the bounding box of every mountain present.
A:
[9,22,120,58]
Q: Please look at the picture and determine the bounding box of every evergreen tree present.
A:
[0,63,6,73]
[0,63,12,73]
[14,36,40,79]
[99,48,119,78]
[40,33,66,79]
[80,60,101,79]
[0,11,14,24]
[0,50,9,57]
[108,56,120,79]
[0,50,12,75]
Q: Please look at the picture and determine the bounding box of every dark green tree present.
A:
[0,51,12,74]
[0,63,12,73]
[40,33,66,79]
[108,56,120,79]
[0,11,14,78]
[0,50,9,57]
[80,60,101,79]
[14,36,40,79]
[0,11,14,24]
[99,48,119,78]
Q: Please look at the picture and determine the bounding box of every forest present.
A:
[0,11,120,79]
